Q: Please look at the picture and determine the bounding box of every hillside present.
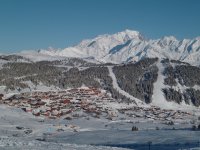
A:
[1,55,200,109]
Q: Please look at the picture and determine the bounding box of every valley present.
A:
[0,30,200,150]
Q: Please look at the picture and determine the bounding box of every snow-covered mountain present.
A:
[1,30,200,150]
[33,29,200,66]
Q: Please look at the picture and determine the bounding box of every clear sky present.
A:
[0,0,200,53]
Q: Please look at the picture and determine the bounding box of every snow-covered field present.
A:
[0,105,131,150]
[0,103,200,150]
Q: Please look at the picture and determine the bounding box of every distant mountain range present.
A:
[16,29,200,66]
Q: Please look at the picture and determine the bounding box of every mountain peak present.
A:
[123,29,140,36]
[162,36,177,41]
[116,29,143,40]
[18,30,200,66]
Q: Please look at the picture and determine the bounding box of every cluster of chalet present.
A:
[119,106,192,122]
[0,88,193,122]
[0,87,117,119]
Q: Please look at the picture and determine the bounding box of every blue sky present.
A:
[0,0,200,53]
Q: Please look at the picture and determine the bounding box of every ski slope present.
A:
[108,66,144,106]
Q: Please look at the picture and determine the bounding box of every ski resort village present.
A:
[0,86,200,149]
[0,87,195,123]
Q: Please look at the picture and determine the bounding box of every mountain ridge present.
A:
[21,29,200,66]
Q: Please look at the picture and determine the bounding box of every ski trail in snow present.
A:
[152,61,200,111]
[107,66,144,106]
[151,62,169,108]
[152,61,186,109]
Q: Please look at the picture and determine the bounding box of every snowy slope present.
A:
[19,50,67,62]
[0,105,130,150]
[152,61,190,110]
[108,66,145,106]
[151,61,170,108]
[25,29,200,65]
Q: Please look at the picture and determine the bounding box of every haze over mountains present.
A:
[17,29,200,66]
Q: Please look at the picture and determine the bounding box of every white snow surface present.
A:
[0,105,130,150]
[15,30,200,66]
[152,61,173,108]
[19,50,67,62]
[0,103,199,150]
[152,60,200,111]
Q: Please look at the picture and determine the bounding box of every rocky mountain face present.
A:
[1,55,200,108]
[32,30,200,66]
